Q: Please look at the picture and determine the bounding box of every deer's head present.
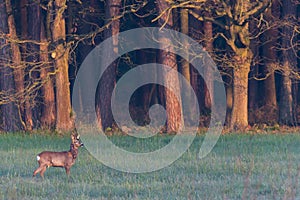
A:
[71,131,84,148]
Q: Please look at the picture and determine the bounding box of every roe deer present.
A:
[33,131,84,179]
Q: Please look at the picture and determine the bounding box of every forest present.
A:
[0,0,299,133]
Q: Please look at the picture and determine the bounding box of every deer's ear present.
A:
[72,129,79,136]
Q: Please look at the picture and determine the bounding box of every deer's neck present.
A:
[69,144,79,159]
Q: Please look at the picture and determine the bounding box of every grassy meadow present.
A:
[0,132,299,199]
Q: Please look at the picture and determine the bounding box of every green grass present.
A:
[0,133,299,199]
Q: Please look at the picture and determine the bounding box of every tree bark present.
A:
[248,67,257,111]
[225,74,233,126]
[279,0,297,125]
[40,17,56,129]
[203,21,213,110]
[248,17,260,113]
[230,59,251,130]
[0,0,22,131]
[19,0,34,130]
[5,0,27,130]
[262,0,279,110]
[228,33,253,130]
[25,0,42,129]
[96,0,121,131]
[52,0,73,131]
[227,0,256,131]
[157,0,183,133]
[279,64,294,125]
[180,8,194,125]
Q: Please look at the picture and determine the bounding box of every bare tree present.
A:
[156,0,271,131]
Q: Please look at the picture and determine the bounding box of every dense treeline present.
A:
[0,0,299,133]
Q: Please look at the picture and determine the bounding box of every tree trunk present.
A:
[225,74,233,126]
[96,0,121,131]
[279,0,297,125]
[262,0,279,110]
[248,68,257,111]
[228,22,253,131]
[52,0,73,131]
[19,0,33,130]
[0,0,22,131]
[227,0,254,131]
[26,0,42,129]
[161,51,183,133]
[263,71,277,107]
[203,21,213,110]
[40,17,56,129]
[248,17,260,113]
[180,8,193,125]
[137,49,156,121]
[230,61,251,130]
[157,0,183,133]
[5,0,26,130]
[279,65,294,125]
[180,9,189,83]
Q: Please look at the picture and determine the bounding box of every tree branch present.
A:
[188,10,228,30]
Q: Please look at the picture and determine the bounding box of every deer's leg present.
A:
[39,166,47,179]
[33,165,43,177]
[65,167,71,176]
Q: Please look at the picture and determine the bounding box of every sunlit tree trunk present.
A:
[157,0,183,133]
[180,8,194,124]
[230,51,252,130]
[52,0,73,131]
[203,21,213,111]
[228,1,254,130]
